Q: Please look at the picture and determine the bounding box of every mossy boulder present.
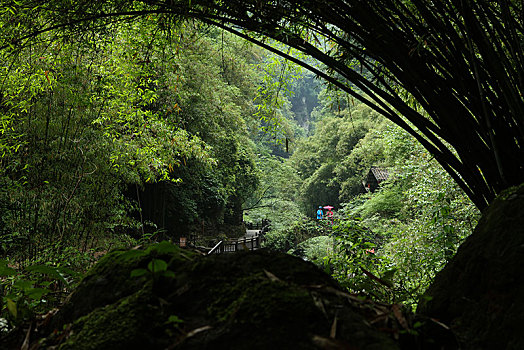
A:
[419,183,524,349]
[58,286,160,350]
[167,250,399,350]
[49,241,198,329]
[37,243,402,349]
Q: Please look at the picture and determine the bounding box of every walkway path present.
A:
[208,226,267,255]
[245,229,261,238]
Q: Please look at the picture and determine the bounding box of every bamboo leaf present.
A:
[7,299,17,319]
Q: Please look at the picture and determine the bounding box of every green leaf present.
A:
[130,268,148,278]
[118,250,148,261]
[149,241,178,255]
[167,315,184,324]
[57,266,81,279]
[148,259,167,273]
[13,279,34,291]
[25,264,69,285]
[382,268,398,282]
[25,264,58,276]
[162,270,175,278]
[0,260,16,276]
[26,287,51,300]
[413,321,423,329]
[7,299,17,319]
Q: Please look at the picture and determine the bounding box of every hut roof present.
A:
[370,166,388,182]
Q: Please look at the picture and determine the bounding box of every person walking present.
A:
[326,207,334,224]
[316,206,324,220]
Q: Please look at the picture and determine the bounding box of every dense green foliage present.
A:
[0,19,270,328]
[0,20,266,261]
[291,93,383,211]
[5,0,522,209]
[0,0,506,338]
[129,25,261,235]
[261,90,479,307]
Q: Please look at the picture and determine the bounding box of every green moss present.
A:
[86,241,196,278]
[44,248,401,349]
[59,286,158,350]
[497,182,524,201]
[51,241,196,329]
[208,272,314,325]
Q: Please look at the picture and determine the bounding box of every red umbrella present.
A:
[323,205,334,210]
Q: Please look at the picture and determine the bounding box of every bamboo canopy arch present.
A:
[2,0,523,210]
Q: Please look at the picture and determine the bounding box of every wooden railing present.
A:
[207,234,262,255]
[245,219,271,231]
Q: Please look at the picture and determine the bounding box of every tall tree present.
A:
[2,0,523,210]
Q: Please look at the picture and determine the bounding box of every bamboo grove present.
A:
[1,0,524,210]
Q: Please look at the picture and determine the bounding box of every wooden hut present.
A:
[362,166,389,193]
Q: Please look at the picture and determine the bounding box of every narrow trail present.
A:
[245,229,261,238]
[207,223,269,255]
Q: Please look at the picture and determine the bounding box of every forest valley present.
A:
[0,1,523,349]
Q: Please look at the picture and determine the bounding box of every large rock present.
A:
[35,243,403,349]
[50,241,199,329]
[419,183,524,349]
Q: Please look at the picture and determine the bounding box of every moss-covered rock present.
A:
[37,243,402,349]
[168,251,399,350]
[16,185,524,349]
[419,183,524,349]
[50,241,197,329]
[59,285,159,350]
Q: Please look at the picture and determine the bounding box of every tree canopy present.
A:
[2,0,524,210]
